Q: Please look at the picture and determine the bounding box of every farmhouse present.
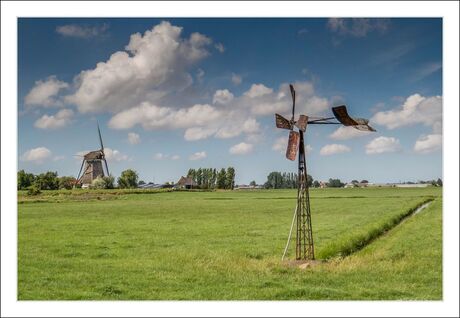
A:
[176,176,197,189]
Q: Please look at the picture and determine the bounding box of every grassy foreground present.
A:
[18,187,442,300]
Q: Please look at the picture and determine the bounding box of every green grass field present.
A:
[18,187,442,300]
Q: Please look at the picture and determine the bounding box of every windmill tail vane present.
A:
[275,84,376,261]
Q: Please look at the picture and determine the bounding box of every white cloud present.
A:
[196,68,205,82]
[214,43,225,53]
[66,21,213,113]
[154,153,180,160]
[371,94,442,130]
[329,126,372,140]
[56,24,109,38]
[104,148,129,162]
[108,102,220,130]
[414,134,442,154]
[24,76,69,107]
[231,73,242,85]
[365,136,401,155]
[244,84,273,98]
[184,127,217,141]
[213,89,234,104]
[127,132,141,144]
[320,144,351,156]
[154,153,167,160]
[20,147,52,164]
[327,18,390,37]
[189,151,207,160]
[34,109,74,130]
[229,142,253,155]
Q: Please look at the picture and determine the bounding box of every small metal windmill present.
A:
[75,123,110,187]
[276,84,375,261]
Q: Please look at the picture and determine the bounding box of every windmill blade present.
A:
[332,105,376,131]
[275,114,293,130]
[295,115,308,132]
[76,159,85,183]
[103,158,110,177]
[97,122,104,151]
[289,84,296,120]
[286,131,300,161]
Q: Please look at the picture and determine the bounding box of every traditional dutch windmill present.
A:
[75,123,110,187]
[276,84,375,261]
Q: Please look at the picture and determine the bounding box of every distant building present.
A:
[319,181,328,188]
[176,176,197,189]
[395,183,431,188]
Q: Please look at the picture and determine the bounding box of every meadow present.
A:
[17,187,442,300]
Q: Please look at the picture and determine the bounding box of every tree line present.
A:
[187,167,235,189]
[17,169,140,193]
[263,172,349,189]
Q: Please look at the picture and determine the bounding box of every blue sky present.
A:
[18,18,442,184]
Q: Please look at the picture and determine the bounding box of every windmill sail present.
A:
[286,130,300,161]
[275,114,293,130]
[332,105,376,132]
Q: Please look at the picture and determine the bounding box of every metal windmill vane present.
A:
[276,84,375,261]
[75,123,110,187]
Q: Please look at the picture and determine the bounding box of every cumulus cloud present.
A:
[189,151,207,160]
[327,18,390,37]
[24,76,69,107]
[371,94,442,130]
[20,147,52,164]
[214,43,225,53]
[104,148,129,161]
[329,126,372,140]
[213,89,234,104]
[66,21,213,113]
[229,142,253,155]
[127,132,141,144]
[244,84,273,98]
[56,24,109,38]
[34,109,74,129]
[414,134,442,154]
[231,73,242,85]
[320,144,351,156]
[365,136,401,155]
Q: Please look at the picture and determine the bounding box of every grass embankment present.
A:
[18,187,441,299]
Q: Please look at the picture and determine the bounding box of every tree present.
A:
[58,176,77,190]
[138,180,146,186]
[217,168,227,189]
[266,172,283,189]
[360,180,369,184]
[306,174,313,187]
[249,180,257,187]
[226,167,235,190]
[328,178,344,188]
[351,180,359,184]
[117,169,139,189]
[313,180,320,188]
[34,171,59,190]
[17,170,35,190]
[103,175,115,189]
[436,178,443,187]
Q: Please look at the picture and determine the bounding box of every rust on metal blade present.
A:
[286,131,300,161]
[295,115,308,132]
[275,114,293,130]
[332,105,358,126]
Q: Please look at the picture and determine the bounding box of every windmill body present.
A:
[276,84,375,261]
[75,124,110,187]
